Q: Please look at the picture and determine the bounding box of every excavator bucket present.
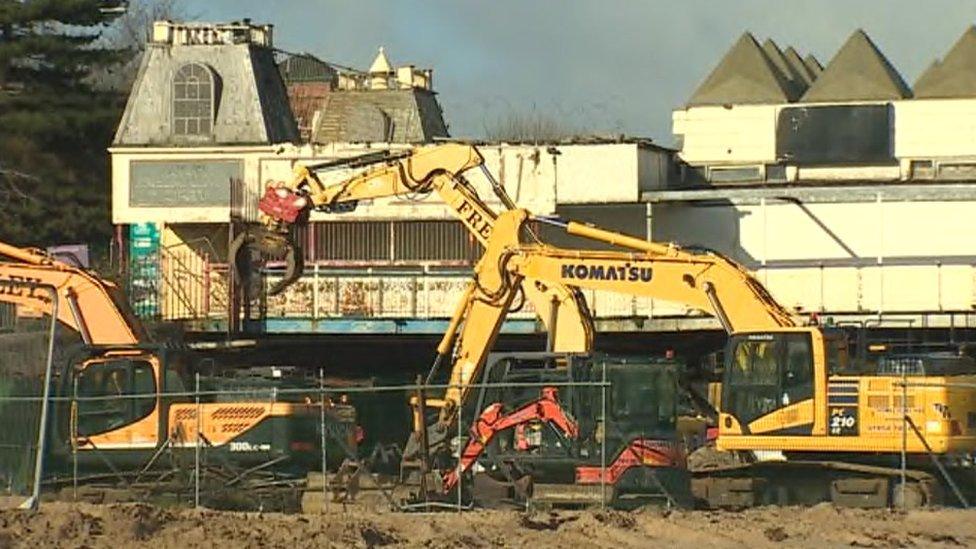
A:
[229,226,304,297]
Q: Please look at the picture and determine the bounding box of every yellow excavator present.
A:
[0,242,357,510]
[237,143,594,406]
[248,143,976,508]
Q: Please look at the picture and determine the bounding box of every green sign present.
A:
[129,223,160,317]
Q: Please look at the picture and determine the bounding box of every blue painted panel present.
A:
[199,318,540,335]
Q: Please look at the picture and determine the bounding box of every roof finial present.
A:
[369,46,393,74]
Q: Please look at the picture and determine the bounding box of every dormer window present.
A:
[173,63,214,136]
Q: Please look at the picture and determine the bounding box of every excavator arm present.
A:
[248,143,593,356]
[0,242,146,345]
[442,386,578,493]
[506,220,796,332]
[459,210,796,334]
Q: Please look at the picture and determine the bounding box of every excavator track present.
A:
[691,460,944,509]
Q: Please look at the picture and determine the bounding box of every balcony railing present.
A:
[141,259,976,331]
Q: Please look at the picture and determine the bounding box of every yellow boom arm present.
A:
[547,220,797,331]
[263,143,594,354]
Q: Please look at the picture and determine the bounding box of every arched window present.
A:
[173,63,214,136]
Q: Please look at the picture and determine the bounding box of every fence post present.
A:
[900,369,907,509]
[601,363,607,510]
[22,284,58,511]
[457,397,462,513]
[72,376,78,502]
[194,372,201,509]
[319,368,327,513]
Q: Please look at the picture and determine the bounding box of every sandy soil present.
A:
[0,502,974,548]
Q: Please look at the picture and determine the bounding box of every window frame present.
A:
[172,63,215,137]
[723,332,815,424]
[75,358,157,437]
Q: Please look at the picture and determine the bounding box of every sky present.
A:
[197,0,976,145]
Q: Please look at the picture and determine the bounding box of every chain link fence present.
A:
[0,281,59,508]
[0,330,652,512]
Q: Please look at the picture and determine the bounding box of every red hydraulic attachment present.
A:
[442,386,579,493]
[575,438,684,485]
[258,186,307,224]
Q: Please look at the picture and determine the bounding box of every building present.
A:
[665,27,976,330]
[110,20,675,333]
[111,20,976,338]
[278,48,448,143]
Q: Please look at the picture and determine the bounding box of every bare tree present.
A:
[109,0,187,51]
[93,0,188,91]
[0,165,40,209]
[482,107,578,143]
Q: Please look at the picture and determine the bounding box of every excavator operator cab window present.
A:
[723,333,814,425]
[608,364,677,434]
[823,330,851,374]
[75,359,156,436]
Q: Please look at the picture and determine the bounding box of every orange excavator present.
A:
[0,242,357,510]
[440,386,579,493]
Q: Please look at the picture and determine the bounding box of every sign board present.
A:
[129,223,160,317]
[129,160,243,207]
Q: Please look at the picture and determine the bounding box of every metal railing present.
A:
[150,263,695,323]
[137,258,976,329]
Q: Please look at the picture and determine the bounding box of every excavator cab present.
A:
[722,332,811,425]
[70,353,161,445]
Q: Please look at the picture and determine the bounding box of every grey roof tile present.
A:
[312,88,448,143]
[762,39,808,100]
[784,46,817,87]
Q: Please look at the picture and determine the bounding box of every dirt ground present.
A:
[0,502,974,548]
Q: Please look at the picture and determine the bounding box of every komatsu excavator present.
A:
[0,242,357,510]
[249,143,976,509]
[449,208,976,508]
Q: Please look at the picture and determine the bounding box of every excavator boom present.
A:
[241,143,596,417]
[0,242,146,345]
